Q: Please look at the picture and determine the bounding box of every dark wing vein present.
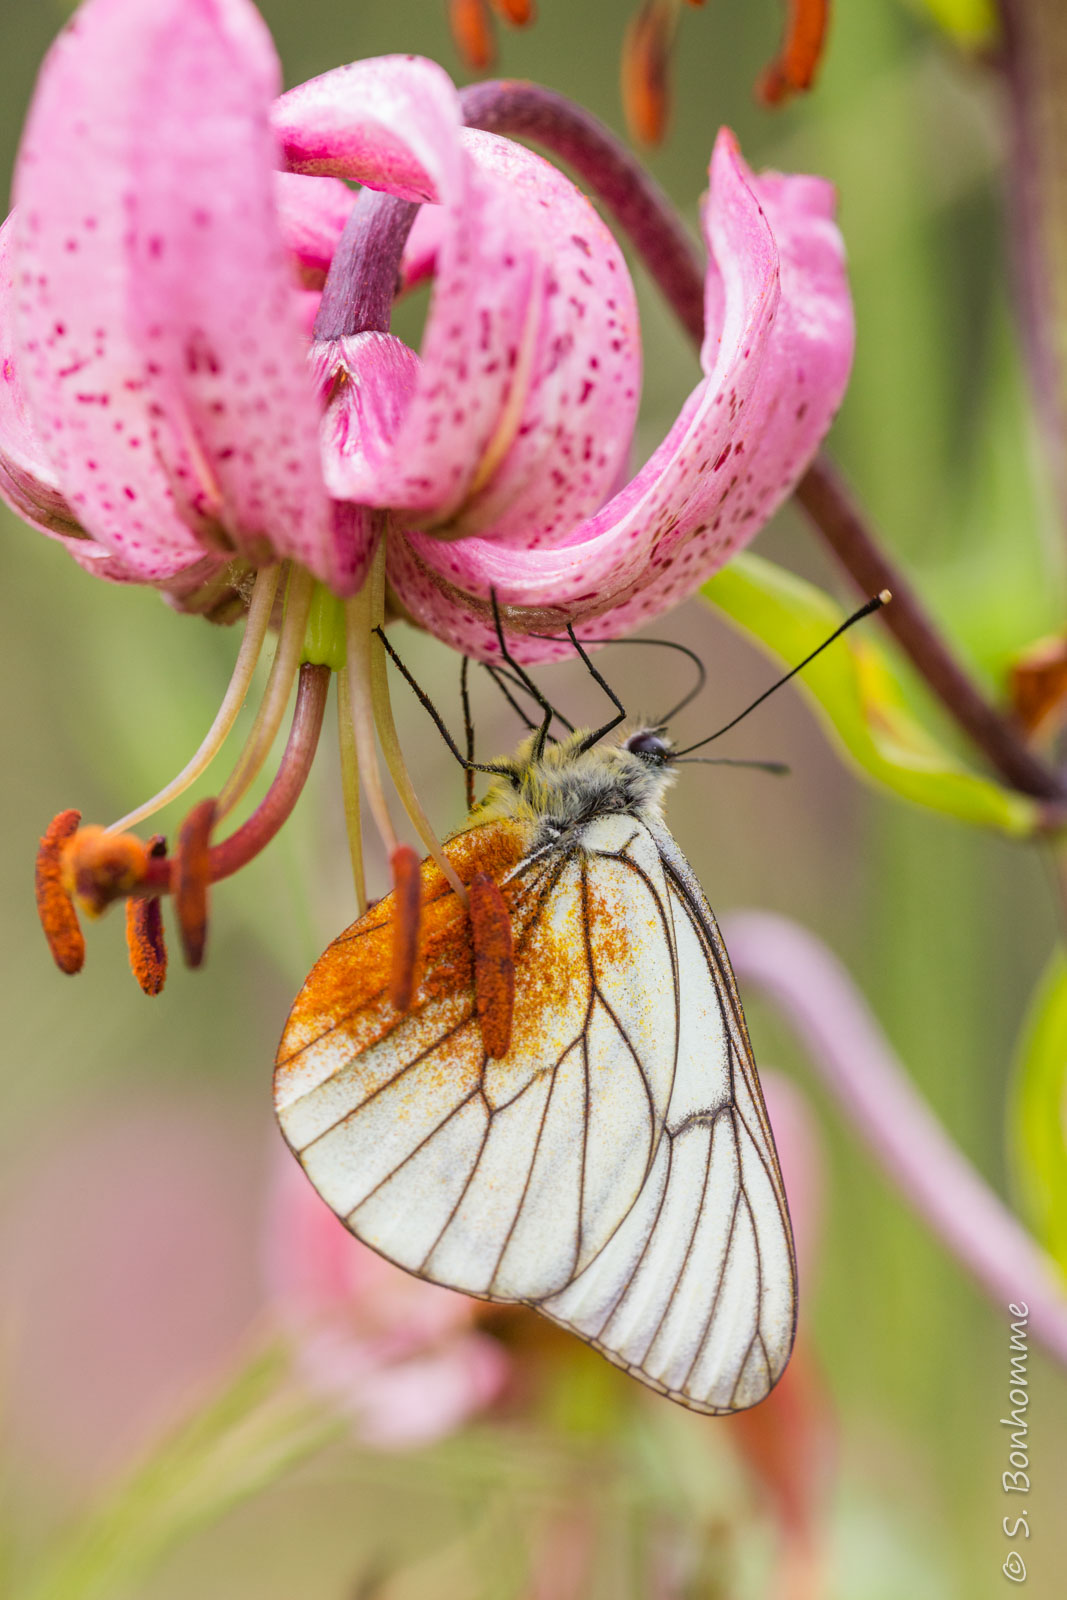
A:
[297,1011,475,1153]
[638,1111,717,1365]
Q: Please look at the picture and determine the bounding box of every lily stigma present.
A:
[3,0,853,995]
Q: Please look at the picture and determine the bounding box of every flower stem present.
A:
[106,565,281,834]
[462,80,1067,804]
[795,457,1067,806]
[215,565,314,823]
[998,0,1067,528]
[725,910,1067,1369]
[460,80,705,345]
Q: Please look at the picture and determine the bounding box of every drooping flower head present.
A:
[2,0,852,987]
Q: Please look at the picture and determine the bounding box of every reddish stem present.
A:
[795,460,1067,806]
[462,80,1066,805]
[144,664,331,893]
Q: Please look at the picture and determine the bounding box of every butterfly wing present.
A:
[274,811,796,1414]
[540,818,797,1413]
[274,815,679,1304]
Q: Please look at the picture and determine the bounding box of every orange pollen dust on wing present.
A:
[756,0,831,107]
[125,836,168,996]
[469,870,515,1059]
[276,822,529,1083]
[35,809,86,975]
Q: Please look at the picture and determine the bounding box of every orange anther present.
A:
[61,824,150,917]
[450,0,495,71]
[622,1,673,147]
[469,870,514,1059]
[756,0,831,107]
[489,0,535,24]
[389,844,422,1013]
[174,799,217,969]
[126,837,168,996]
[35,809,86,975]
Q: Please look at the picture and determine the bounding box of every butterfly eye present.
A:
[625,730,670,762]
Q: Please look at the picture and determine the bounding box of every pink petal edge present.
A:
[386,130,854,661]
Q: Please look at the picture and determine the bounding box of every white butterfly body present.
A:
[275,727,797,1414]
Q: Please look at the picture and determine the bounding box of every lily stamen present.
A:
[107,565,281,835]
[126,836,168,995]
[35,809,86,976]
[55,660,332,977]
[173,799,217,969]
[215,565,315,822]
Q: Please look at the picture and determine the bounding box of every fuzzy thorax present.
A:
[472,725,676,850]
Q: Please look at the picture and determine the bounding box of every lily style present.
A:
[3,0,853,990]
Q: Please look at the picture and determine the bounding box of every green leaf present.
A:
[699,554,1042,837]
[1010,947,1067,1275]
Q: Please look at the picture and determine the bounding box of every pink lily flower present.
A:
[263,1150,509,1448]
[6,0,852,985]
[4,0,851,653]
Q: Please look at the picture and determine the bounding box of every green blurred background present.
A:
[2,0,1065,1595]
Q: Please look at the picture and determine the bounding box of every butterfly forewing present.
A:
[274,810,796,1414]
[274,814,677,1303]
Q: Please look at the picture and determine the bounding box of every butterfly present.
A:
[274,594,887,1414]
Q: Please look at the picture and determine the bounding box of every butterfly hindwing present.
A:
[540,823,796,1413]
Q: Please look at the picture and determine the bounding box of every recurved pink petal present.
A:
[280,67,546,527]
[387,131,853,661]
[312,332,420,501]
[274,172,356,287]
[395,131,641,551]
[0,210,80,539]
[317,131,640,546]
[272,56,463,203]
[14,0,344,589]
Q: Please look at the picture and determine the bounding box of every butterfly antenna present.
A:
[675,590,891,757]
[489,591,560,760]
[460,656,475,811]
[674,757,790,775]
[531,630,707,731]
[562,626,629,752]
[483,663,576,735]
[376,629,509,779]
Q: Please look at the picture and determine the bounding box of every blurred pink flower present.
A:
[263,1152,509,1448]
[2,0,853,658]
